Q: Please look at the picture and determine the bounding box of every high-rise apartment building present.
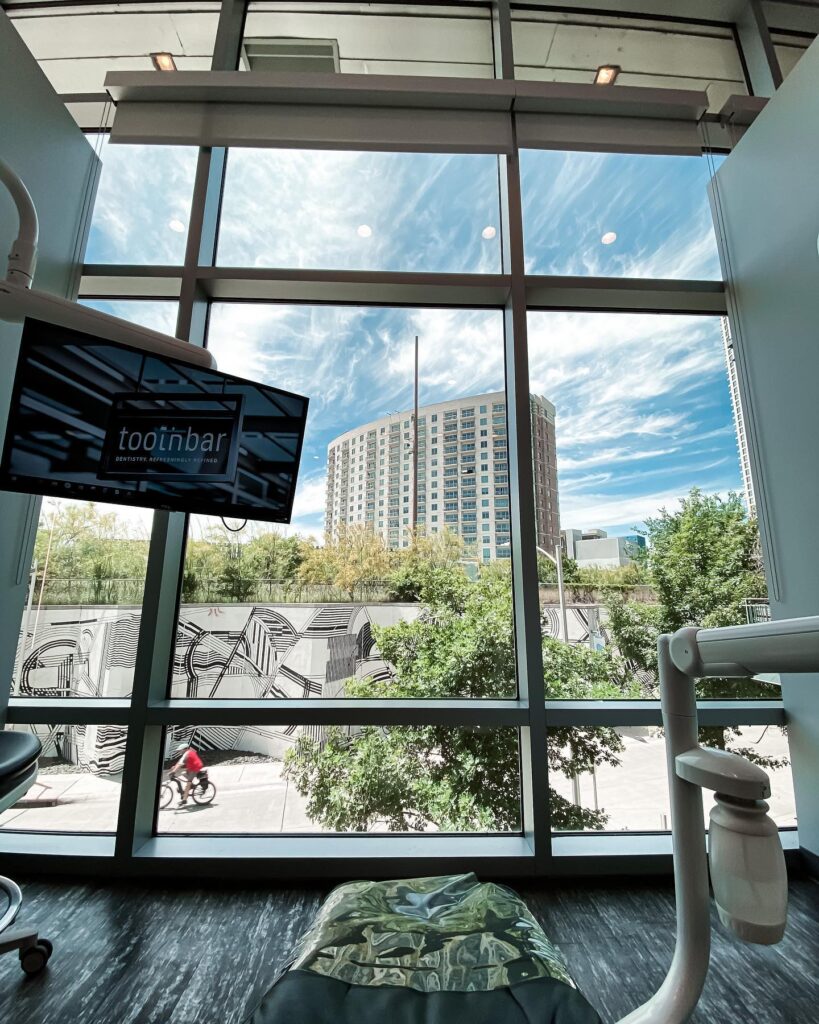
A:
[325,391,560,560]
[722,317,756,515]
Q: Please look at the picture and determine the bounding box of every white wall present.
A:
[0,13,98,717]
[712,38,819,858]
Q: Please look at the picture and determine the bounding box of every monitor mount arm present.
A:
[617,615,819,1024]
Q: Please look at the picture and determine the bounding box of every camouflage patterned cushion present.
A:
[246,874,601,1024]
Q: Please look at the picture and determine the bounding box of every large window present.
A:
[6,2,222,94]
[521,151,721,279]
[0,724,124,833]
[85,135,199,265]
[511,9,747,112]
[218,150,502,272]
[156,724,521,834]
[2,0,800,873]
[12,498,152,700]
[242,3,494,78]
[172,304,516,703]
[527,310,775,700]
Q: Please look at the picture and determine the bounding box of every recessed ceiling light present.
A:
[601,231,617,245]
[594,64,620,86]
[151,52,177,72]
[357,224,373,238]
[481,226,497,240]
[168,218,186,233]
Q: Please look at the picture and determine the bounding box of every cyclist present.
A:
[169,746,204,806]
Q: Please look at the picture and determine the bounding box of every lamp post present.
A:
[537,542,568,643]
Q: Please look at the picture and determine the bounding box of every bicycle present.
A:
[159,769,216,809]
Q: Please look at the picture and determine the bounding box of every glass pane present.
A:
[549,725,795,833]
[85,134,199,265]
[217,149,502,272]
[243,3,493,78]
[521,149,720,280]
[80,300,179,335]
[771,32,815,79]
[13,498,152,699]
[528,312,774,700]
[512,10,747,112]
[0,724,125,833]
[157,724,520,833]
[7,2,221,93]
[172,303,516,699]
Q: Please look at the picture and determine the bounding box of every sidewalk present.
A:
[0,726,796,834]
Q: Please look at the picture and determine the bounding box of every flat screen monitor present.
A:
[0,318,309,523]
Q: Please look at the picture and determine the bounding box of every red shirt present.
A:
[183,749,203,773]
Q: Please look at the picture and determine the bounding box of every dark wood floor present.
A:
[0,874,816,1023]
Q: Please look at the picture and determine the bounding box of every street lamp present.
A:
[537,542,568,642]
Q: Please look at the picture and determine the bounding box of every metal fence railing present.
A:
[36,577,396,606]
[743,598,772,624]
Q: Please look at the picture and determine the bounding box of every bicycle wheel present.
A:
[159,782,174,809]
[192,780,216,806]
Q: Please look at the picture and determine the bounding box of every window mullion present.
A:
[117,0,248,860]
[499,127,550,866]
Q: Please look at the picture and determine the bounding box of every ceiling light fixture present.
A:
[594,64,620,86]
[481,226,497,240]
[356,224,373,238]
[601,231,617,245]
[151,52,178,72]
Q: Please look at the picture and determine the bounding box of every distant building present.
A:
[325,391,560,561]
[562,528,646,569]
[722,317,756,515]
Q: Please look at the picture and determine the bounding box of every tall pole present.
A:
[555,540,569,642]
[411,335,419,533]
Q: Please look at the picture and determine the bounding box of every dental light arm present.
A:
[618,615,819,1024]
[0,158,38,286]
[0,157,215,370]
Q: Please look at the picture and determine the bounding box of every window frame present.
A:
[0,0,795,877]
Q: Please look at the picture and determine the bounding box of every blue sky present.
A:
[84,139,741,542]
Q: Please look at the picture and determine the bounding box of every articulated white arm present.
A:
[0,157,216,370]
[0,158,38,287]
[617,615,819,1024]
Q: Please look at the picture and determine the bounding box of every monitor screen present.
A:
[0,318,309,523]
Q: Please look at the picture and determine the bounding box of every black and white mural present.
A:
[13,601,420,772]
[13,599,623,774]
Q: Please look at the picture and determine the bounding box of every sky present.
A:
[82,137,741,543]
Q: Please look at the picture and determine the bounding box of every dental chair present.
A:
[0,729,53,975]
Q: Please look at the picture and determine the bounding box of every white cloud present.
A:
[559,489,687,532]
[292,474,327,519]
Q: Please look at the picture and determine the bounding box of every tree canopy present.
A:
[604,488,783,767]
[285,566,644,833]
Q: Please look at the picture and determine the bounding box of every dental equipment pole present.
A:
[617,615,819,1024]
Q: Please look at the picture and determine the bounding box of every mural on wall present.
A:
[12,600,635,773]
[12,601,421,771]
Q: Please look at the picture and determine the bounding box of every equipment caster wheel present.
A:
[20,939,52,976]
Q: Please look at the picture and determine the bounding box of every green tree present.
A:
[605,488,784,768]
[536,552,578,585]
[298,525,394,600]
[285,568,643,833]
[644,488,765,632]
[244,529,304,583]
[386,527,466,600]
[35,502,149,603]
